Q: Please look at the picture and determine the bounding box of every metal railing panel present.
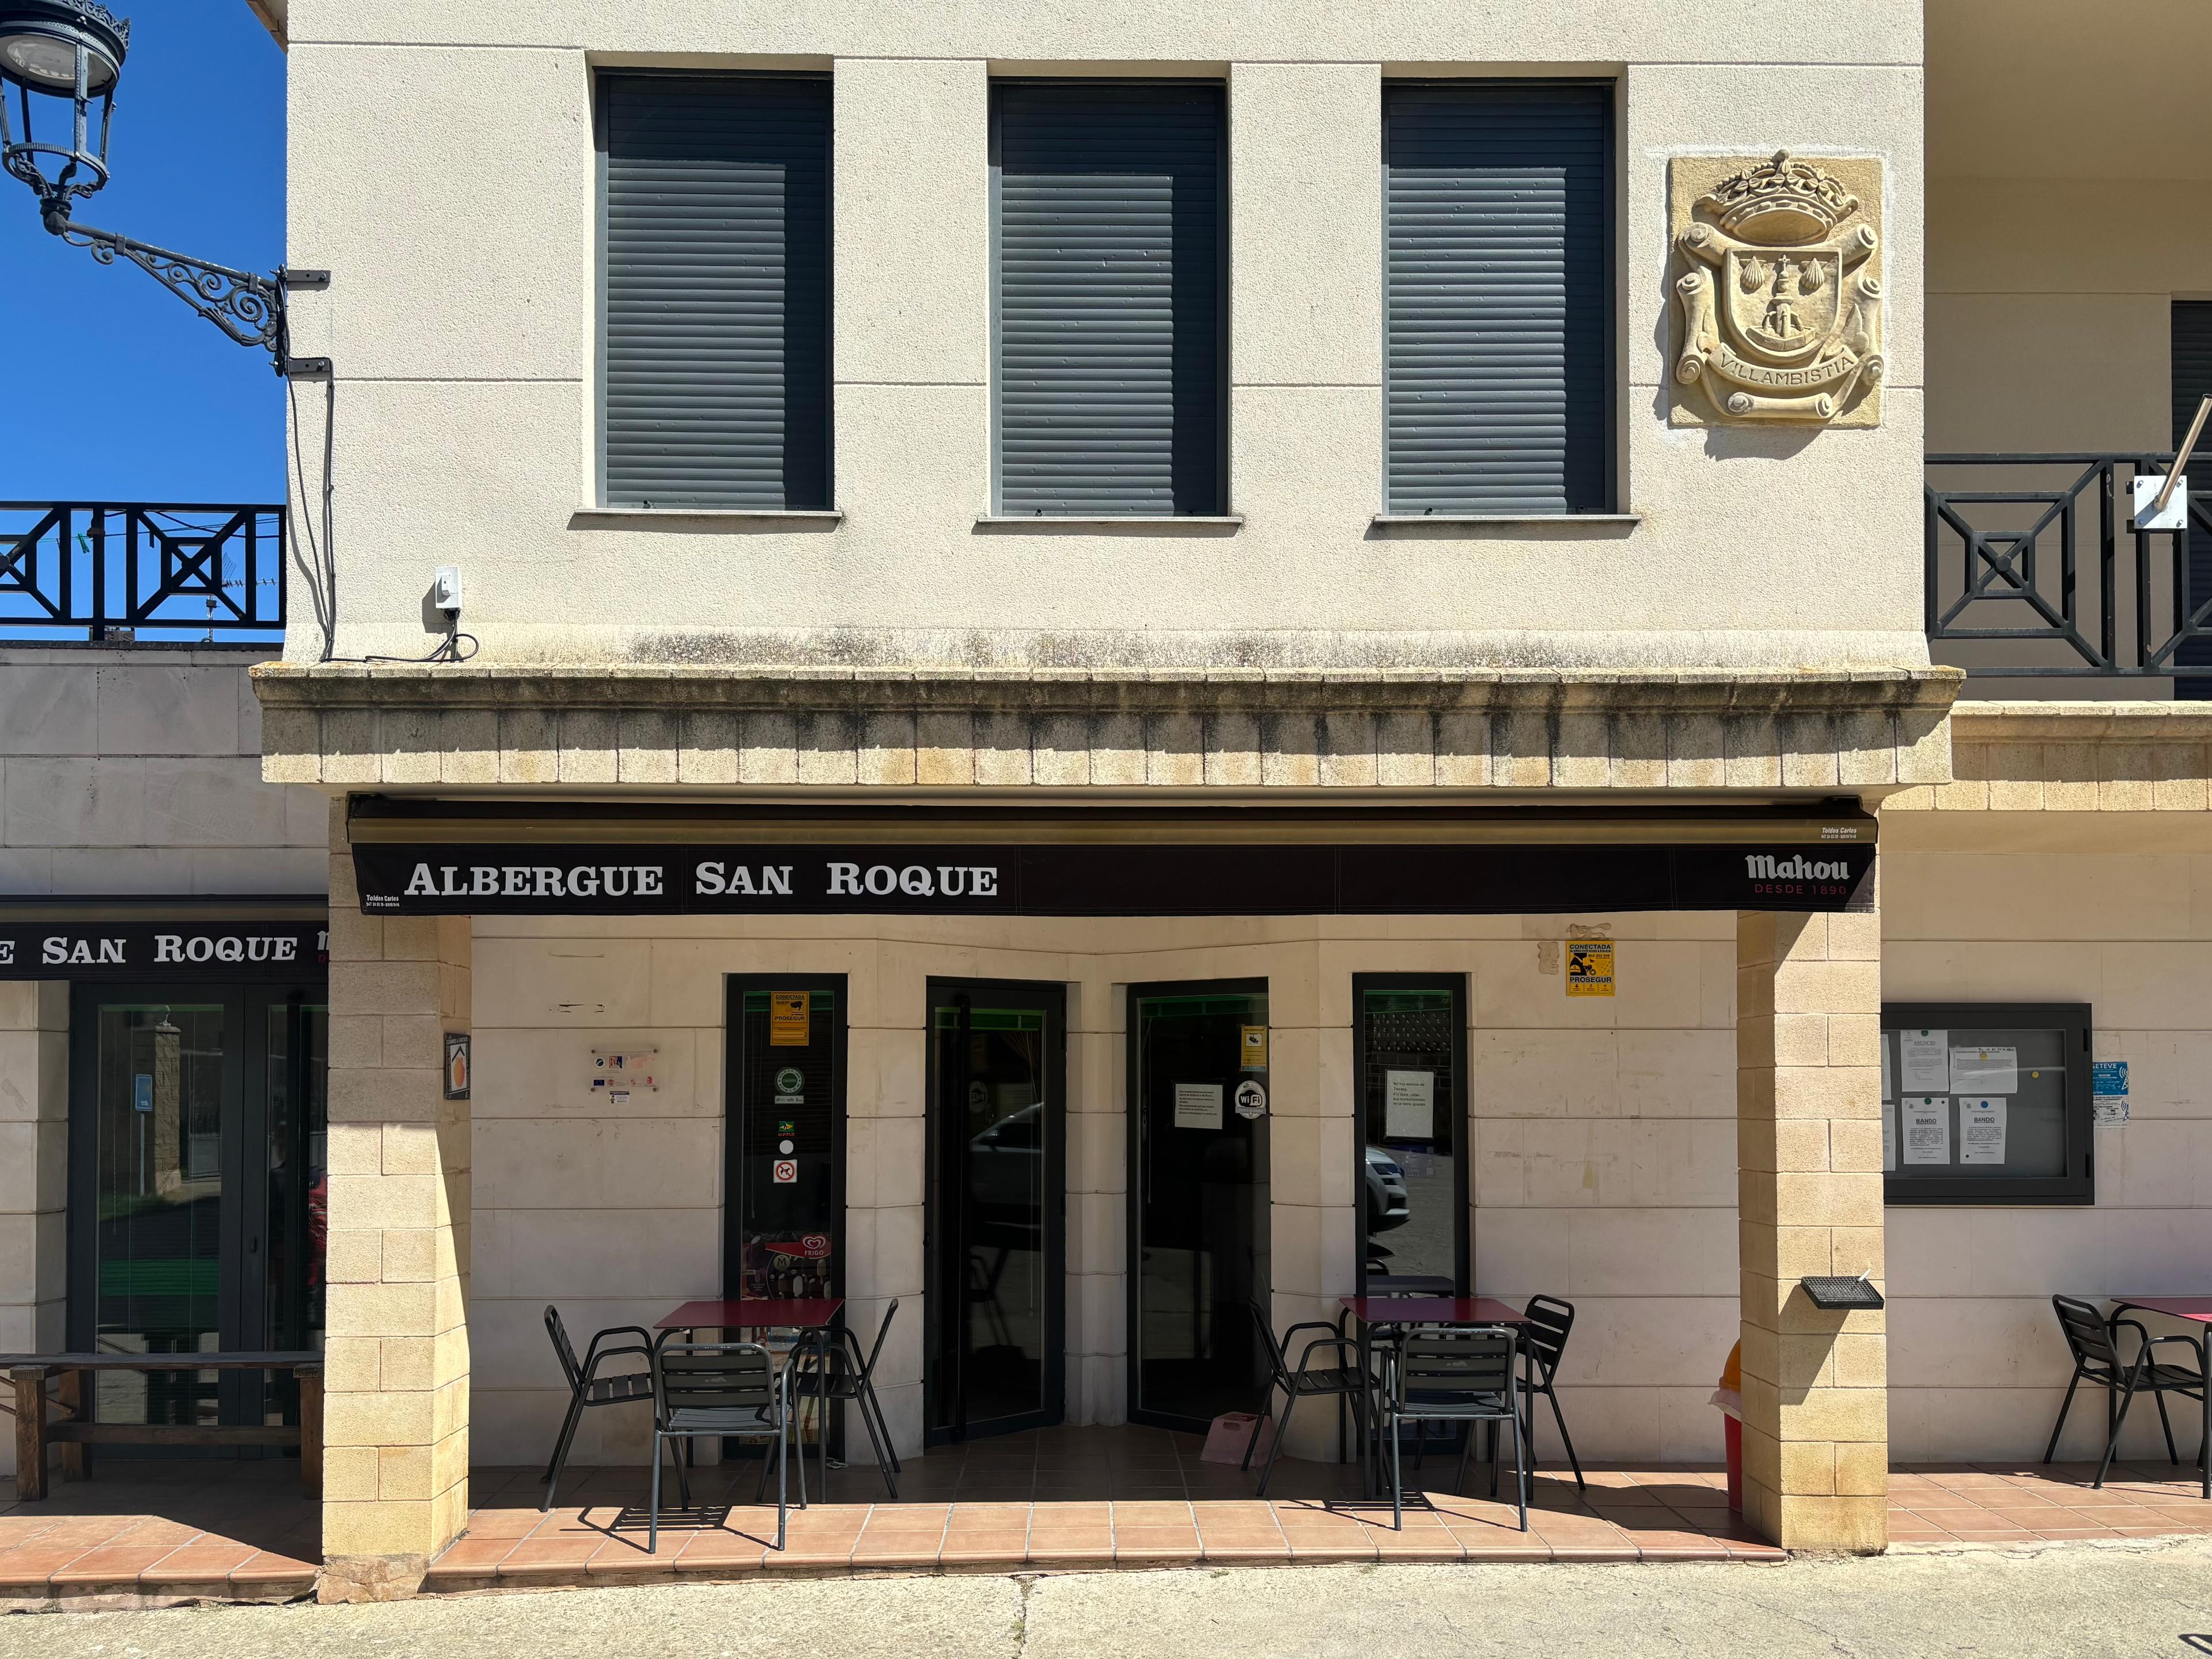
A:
[0,502,285,643]
[1925,456,2212,678]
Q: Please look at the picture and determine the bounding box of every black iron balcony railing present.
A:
[0,501,286,642]
[1926,454,2212,679]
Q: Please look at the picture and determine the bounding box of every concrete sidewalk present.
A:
[5,1537,2210,1659]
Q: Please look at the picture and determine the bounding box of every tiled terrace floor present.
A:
[1889,1462,2212,1544]
[0,1457,319,1607]
[434,1427,1772,1586]
[3,1431,2210,1604]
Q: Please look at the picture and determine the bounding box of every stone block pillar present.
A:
[0,982,66,1480]
[320,802,472,1599]
[1735,909,1887,1552]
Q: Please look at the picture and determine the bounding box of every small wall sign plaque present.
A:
[590,1048,658,1105]
[1565,940,1616,997]
[444,1032,472,1100]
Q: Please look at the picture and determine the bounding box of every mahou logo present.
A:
[1745,854,1853,881]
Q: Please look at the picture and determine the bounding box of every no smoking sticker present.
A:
[772,1158,798,1184]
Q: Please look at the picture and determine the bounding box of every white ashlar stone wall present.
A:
[1884,812,2212,1462]
[464,909,1745,1470]
[0,648,327,896]
[453,830,2212,1473]
[1468,916,1743,1465]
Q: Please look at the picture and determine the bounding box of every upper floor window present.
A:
[990,81,1226,518]
[598,73,831,511]
[1383,82,1612,516]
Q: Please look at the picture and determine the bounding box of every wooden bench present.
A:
[0,1353,323,1501]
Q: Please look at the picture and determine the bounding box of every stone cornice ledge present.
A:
[1948,699,2212,743]
[253,662,1963,717]
[1885,698,2212,812]
[255,663,1961,794]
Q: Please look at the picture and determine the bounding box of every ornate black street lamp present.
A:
[0,0,325,374]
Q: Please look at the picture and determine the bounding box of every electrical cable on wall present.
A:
[285,372,338,661]
[285,371,476,666]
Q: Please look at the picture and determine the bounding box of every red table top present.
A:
[657,1298,844,1331]
[1340,1296,1524,1325]
[2113,1296,2212,1323]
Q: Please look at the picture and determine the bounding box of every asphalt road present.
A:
[10,1537,2212,1659]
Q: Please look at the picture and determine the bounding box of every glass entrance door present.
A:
[724,979,846,1302]
[68,984,328,1433]
[1128,981,1269,1431]
[925,983,1066,1445]
[724,976,847,1462]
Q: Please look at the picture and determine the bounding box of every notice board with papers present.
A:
[1878,1003,2093,1206]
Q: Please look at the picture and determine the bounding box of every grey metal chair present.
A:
[1517,1294,1586,1491]
[540,1305,654,1512]
[1380,1324,1526,1531]
[649,1340,800,1552]
[794,1300,903,1499]
[1243,1301,1369,1497]
[2046,1294,2209,1495]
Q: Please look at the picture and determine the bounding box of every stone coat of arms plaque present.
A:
[1670,152,1884,428]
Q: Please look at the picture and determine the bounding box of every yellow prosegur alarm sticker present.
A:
[1241,1025,1268,1069]
[769,991,811,1046]
[1565,941,1616,998]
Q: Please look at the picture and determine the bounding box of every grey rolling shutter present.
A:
[600,74,831,510]
[2172,302,2212,695]
[993,83,1225,517]
[1385,84,1610,515]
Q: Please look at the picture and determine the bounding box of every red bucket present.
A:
[1724,1413,1744,1514]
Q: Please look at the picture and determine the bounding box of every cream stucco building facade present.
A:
[10,0,2212,1599]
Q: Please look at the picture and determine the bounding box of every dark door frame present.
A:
[1350,972,1471,1296]
[721,974,850,1304]
[66,980,323,1426]
[922,977,1068,1446]
[1124,975,1270,1433]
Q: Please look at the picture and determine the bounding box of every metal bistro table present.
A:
[2108,1297,2212,1496]
[1339,1297,1529,1497]
[657,1299,847,1493]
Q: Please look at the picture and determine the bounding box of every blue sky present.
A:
[2,2,286,502]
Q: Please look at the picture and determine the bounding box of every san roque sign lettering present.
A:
[351,840,1876,918]
[0,922,330,982]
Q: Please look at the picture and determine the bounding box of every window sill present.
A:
[1369,513,1642,529]
[573,507,844,524]
[974,514,1244,532]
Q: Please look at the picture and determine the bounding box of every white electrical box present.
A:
[2133,474,2189,532]
[590,1048,659,1103]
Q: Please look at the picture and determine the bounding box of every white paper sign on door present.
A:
[1384,1070,1435,1139]
[1882,1100,1897,1172]
[1959,1098,2008,1165]
[1899,1031,1949,1094]
[1173,1082,1224,1131]
[1903,1099,1950,1165]
[1881,1036,1892,1101]
[1950,1046,2018,1096]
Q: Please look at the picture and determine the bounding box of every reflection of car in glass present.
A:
[969,1100,1044,1225]
[1365,1145,1409,1234]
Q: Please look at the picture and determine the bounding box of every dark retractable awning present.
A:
[0,896,328,982]
[346,800,1874,918]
